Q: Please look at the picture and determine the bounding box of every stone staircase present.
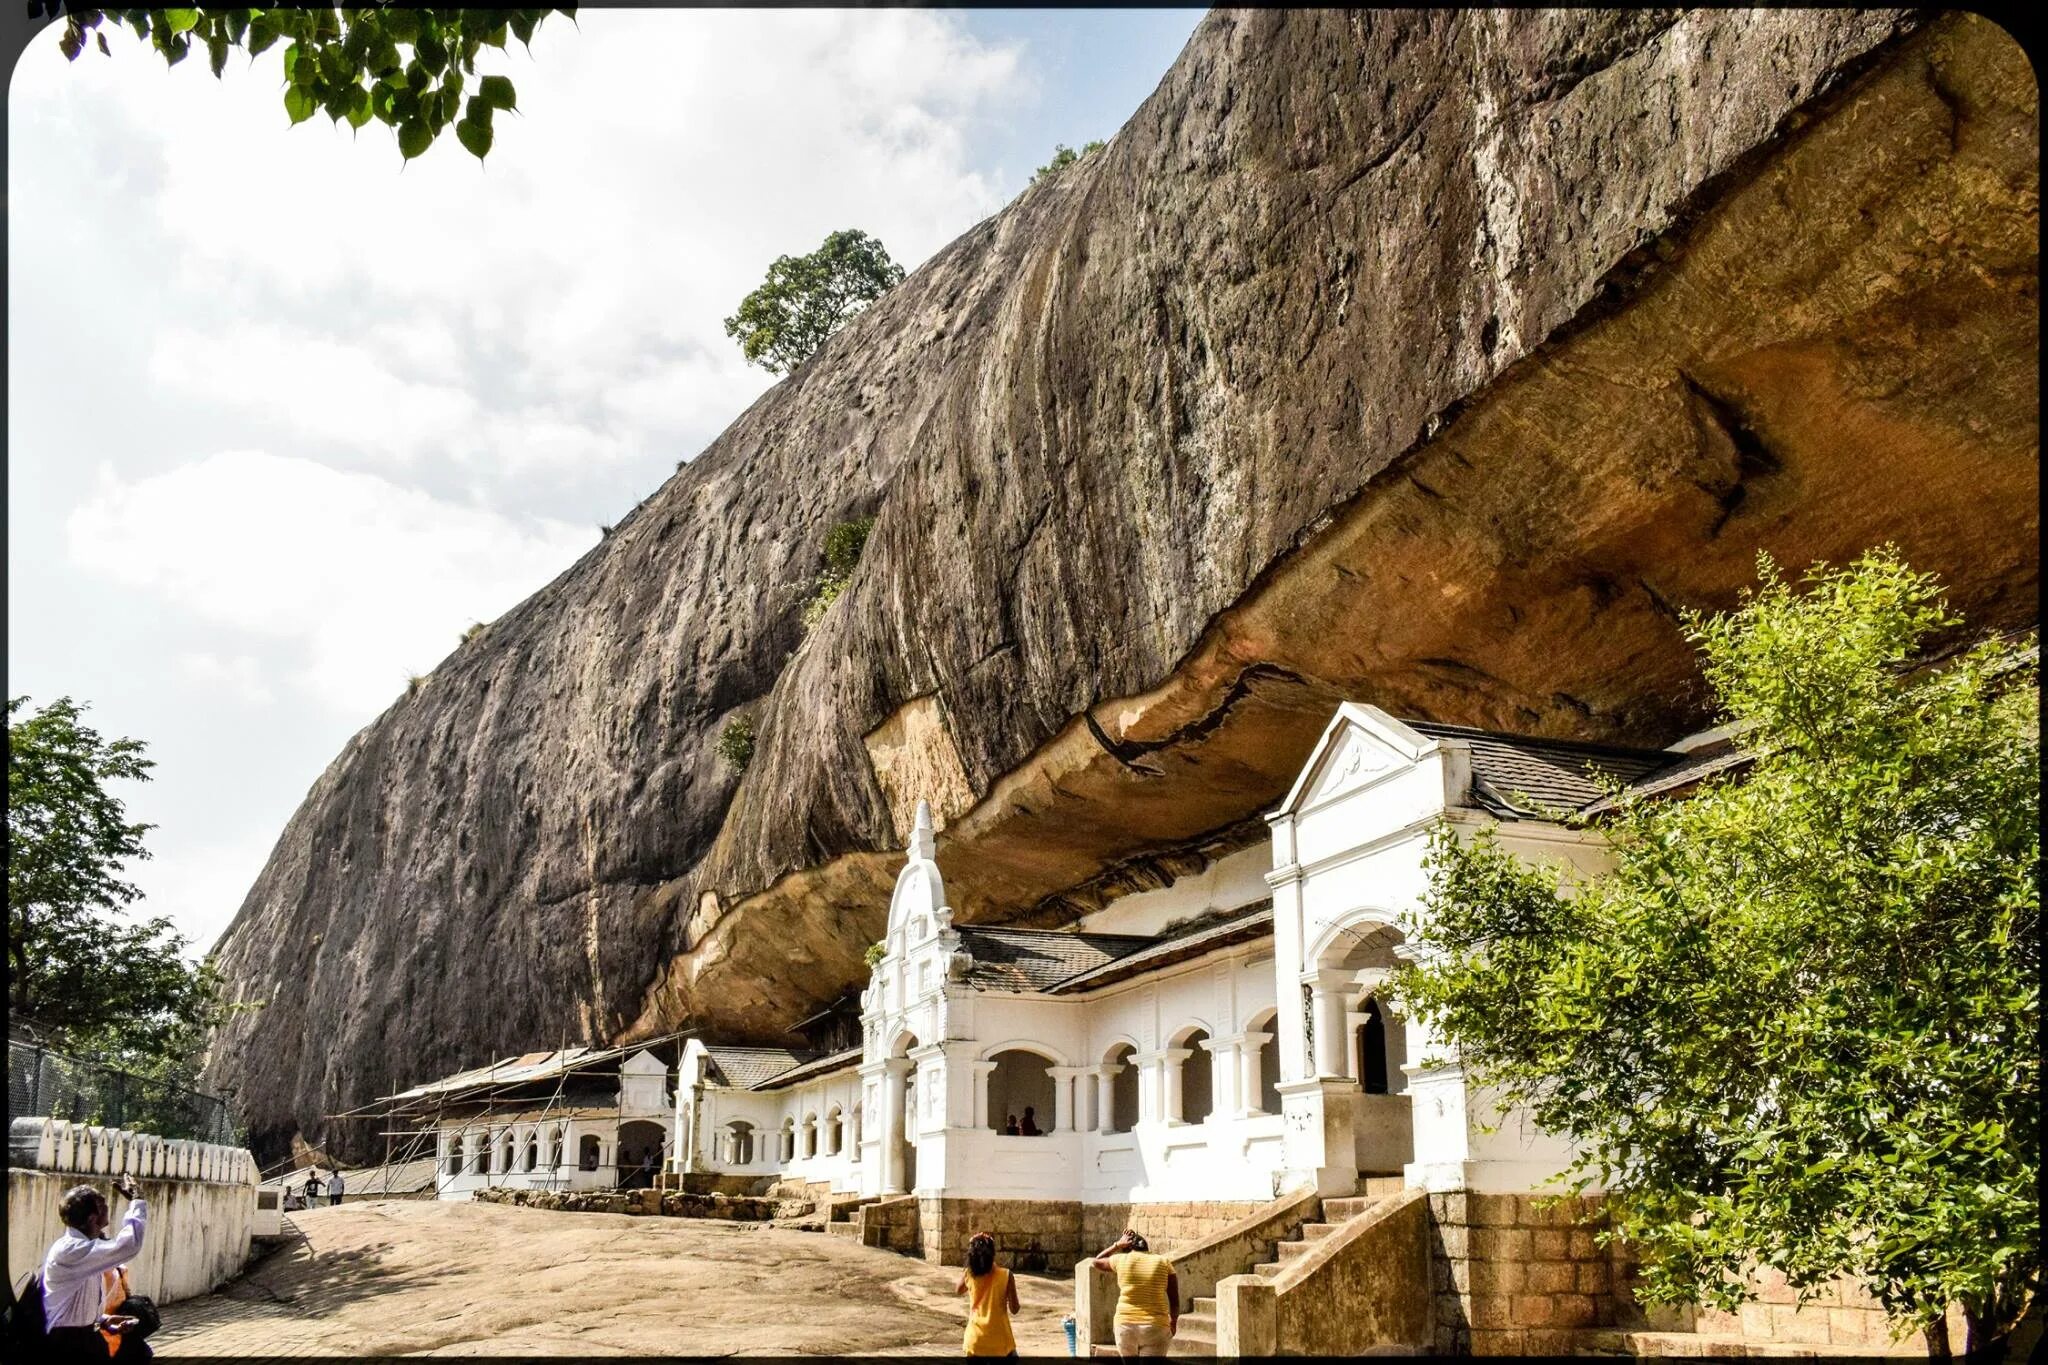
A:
[824,1194,879,1238]
[1170,1175,1406,1357]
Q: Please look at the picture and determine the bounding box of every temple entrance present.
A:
[1315,918,1415,1174]
[618,1119,666,1187]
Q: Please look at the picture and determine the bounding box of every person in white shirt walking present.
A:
[40,1171,150,1361]
[326,1168,345,1206]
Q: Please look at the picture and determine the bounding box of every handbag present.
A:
[119,1294,161,1340]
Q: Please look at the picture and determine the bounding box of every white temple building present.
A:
[661,703,1707,1264]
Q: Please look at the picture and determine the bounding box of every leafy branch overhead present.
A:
[46,6,575,163]
[724,230,905,375]
[1033,139,1104,183]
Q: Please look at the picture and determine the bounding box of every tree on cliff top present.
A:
[1394,551,2040,1356]
[1032,138,1104,182]
[39,6,573,162]
[723,229,905,375]
[7,695,240,1076]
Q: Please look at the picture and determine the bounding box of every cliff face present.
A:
[204,9,2039,1159]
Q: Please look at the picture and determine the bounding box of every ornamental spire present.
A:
[908,799,936,862]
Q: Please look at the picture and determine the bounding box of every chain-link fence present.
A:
[8,1037,237,1146]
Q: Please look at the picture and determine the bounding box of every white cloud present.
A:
[67,451,595,715]
[175,650,274,706]
[17,10,1026,503]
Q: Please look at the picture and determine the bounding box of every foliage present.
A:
[7,696,246,1077]
[863,940,886,969]
[723,229,904,375]
[43,5,573,162]
[406,673,425,695]
[717,715,755,772]
[802,516,876,628]
[462,622,485,643]
[1032,139,1104,183]
[1392,550,2040,1351]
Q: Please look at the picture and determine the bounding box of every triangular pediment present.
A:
[1276,703,1437,815]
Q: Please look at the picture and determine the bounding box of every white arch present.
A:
[1304,907,1407,968]
[1166,1019,1215,1049]
[1097,1035,1141,1066]
[977,1039,1071,1067]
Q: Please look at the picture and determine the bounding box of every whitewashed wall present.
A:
[8,1118,256,1304]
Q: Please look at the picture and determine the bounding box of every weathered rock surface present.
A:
[204,9,2038,1160]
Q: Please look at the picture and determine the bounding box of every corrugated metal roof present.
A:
[1406,720,1678,818]
[953,926,1156,993]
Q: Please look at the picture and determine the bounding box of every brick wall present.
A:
[1081,1201,1272,1259]
[1431,1191,1947,1357]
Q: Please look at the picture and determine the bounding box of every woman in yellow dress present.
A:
[957,1231,1021,1356]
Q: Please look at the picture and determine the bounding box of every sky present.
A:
[7,8,1205,961]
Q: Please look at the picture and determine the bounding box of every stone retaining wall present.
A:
[473,1186,809,1221]
[1081,1200,1274,1258]
[1431,1192,1947,1357]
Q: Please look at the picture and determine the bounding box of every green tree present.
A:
[1032,138,1104,183]
[1393,551,2038,1356]
[716,715,755,772]
[722,229,905,375]
[802,515,875,627]
[7,696,243,1079]
[41,6,573,162]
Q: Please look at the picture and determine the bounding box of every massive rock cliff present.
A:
[204,8,2038,1160]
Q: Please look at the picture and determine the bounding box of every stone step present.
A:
[1577,1330,1930,1359]
[824,1220,859,1238]
[1275,1239,1315,1261]
[1298,1222,1342,1241]
[1360,1173,1406,1196]
[1192,1297,1217,1315]
[1320,1196,1383,1221]
[1178,1312,1215,1337]
[1254,1260,1286,1278]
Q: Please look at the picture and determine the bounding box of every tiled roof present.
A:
[1406,720,1678,818]
[1580,745,1752,813]
[703,1044,817,1089]
[952,925,1157,993]
[750,1047,862,1091]
[1050,903,1274,994]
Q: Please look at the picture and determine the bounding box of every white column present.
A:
[969,1060,997,1130]
[1049,1066,1088,1133]
[1096,1067,1118,1134]
[487,1128,505,1176]
[1160,1048,1192,1124]
[1239,1031,1273,1114]
[1346,1010,1368,1084]
[881,1059,911,1194]
[1203,1039,1234,1120]
[1309,971,1352,1078]
[1134,1051,1163,1124]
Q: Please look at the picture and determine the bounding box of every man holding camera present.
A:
[41,1171,152,1360]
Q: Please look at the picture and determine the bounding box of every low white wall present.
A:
[8,1118,257,1305]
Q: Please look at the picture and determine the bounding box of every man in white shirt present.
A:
[327,1167,345,1206]
[40,1172,148,1359]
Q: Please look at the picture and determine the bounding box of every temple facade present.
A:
[662,702,1712,1265]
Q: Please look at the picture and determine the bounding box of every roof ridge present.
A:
[1404,718,1678,761]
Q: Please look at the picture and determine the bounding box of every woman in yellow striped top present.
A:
[957,1231,1021,1356]
[1091,1229,1179,1357]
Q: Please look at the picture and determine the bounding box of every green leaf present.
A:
[397,118,432,161]
[383,8,420,44]
[163,34,189,66]
[162,9,201,35]
[207,34,229,77]
[478,74,516,110]
[247,18,278,56]
[344,86,374,130]
[455,116,493,161]
[464,95,493,129]
[283,83,317,125]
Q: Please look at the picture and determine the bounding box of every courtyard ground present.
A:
[153,1199,1079,1356]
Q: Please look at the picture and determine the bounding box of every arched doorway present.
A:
[1105,1043,1140,1133]
[1174,1029,1214,1124]
[618,1119,665,1187]
[986,1048,1056,1134]
[1316,917,1415,1175]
